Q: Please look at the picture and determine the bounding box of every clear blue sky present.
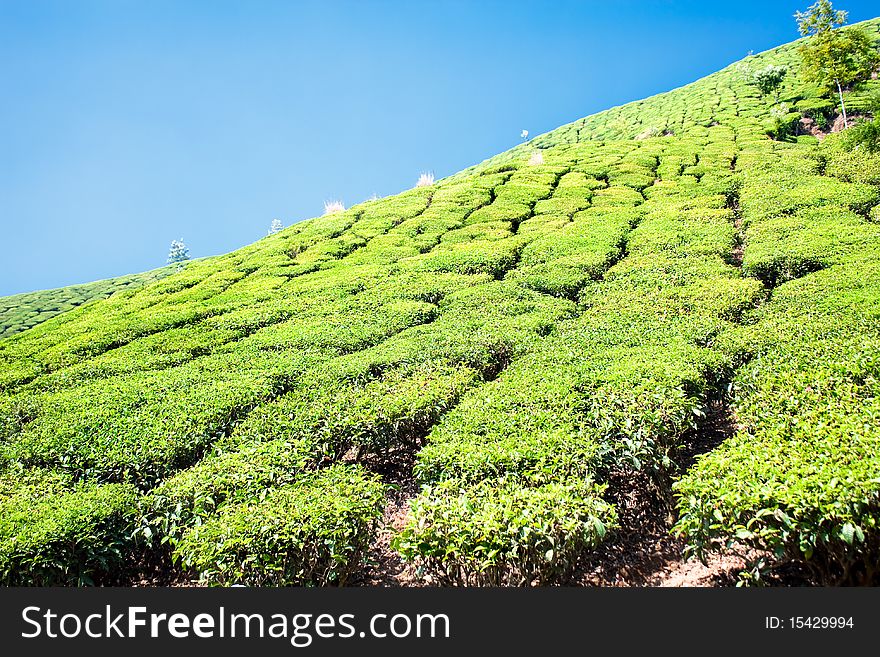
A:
[1,0,877,296]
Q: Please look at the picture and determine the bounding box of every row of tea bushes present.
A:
[674,147,880,584]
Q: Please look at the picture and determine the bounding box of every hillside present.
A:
[0,19,879,587]
[0,267,175,340]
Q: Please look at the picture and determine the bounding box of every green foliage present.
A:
[393,479,616,585]
[0,349,305,486]
[763,106,802,140]
[673,142,880,585]
[138,438,321,547]
[174,465,385,586]
[795,96,836,120]
[795,1,849,37]
[750,65,788,99]
[1,18,880,587]
[674,268,880,584]
[0,266,174,340]
[742,206,878,285]
[798,25,879,93]
[0,469,139,585]
[231,362,480,462]
[739,159,878,222]
[841,117,880,152]
[796,2,879,120]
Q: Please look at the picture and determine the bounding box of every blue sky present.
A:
[1,0,877,296]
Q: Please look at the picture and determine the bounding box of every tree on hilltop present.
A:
[167,239,190,271]
[795,0,879,127]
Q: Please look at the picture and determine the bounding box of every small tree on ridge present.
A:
[751,65,788,101]
[795,0,879,128]
[167,238,190,271]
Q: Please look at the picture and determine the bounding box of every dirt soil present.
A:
[353,477,423,587]
[351,445,424,587]
[579,530,747,587]
[799,116,826,138]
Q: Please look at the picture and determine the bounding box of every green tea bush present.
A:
[413,357,601,485]
[0,266,175,340]
[403,236,526,278]
[794,97,834,125]
[674,131,880,583]
[739,166,878,222]
[742,207,879,286]
[824,148,880,186]
[0,470,138,585]
[139,438,321,547]
[763,109,800,141]
[174,465,385,586]
[1,349,307,486]
[393,479,616,586]
[845,116,880,150]
[232,364,478,461]
[509,209,637,298]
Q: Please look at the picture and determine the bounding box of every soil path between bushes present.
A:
[358,492,748,587]
[353,401,755,588]
[356,480,423,586]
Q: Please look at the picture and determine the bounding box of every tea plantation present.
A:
[1,19,878,586]
[0,266,175,340]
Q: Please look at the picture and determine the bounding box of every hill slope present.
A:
[0,266,175,340]
[0,20,879,586]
